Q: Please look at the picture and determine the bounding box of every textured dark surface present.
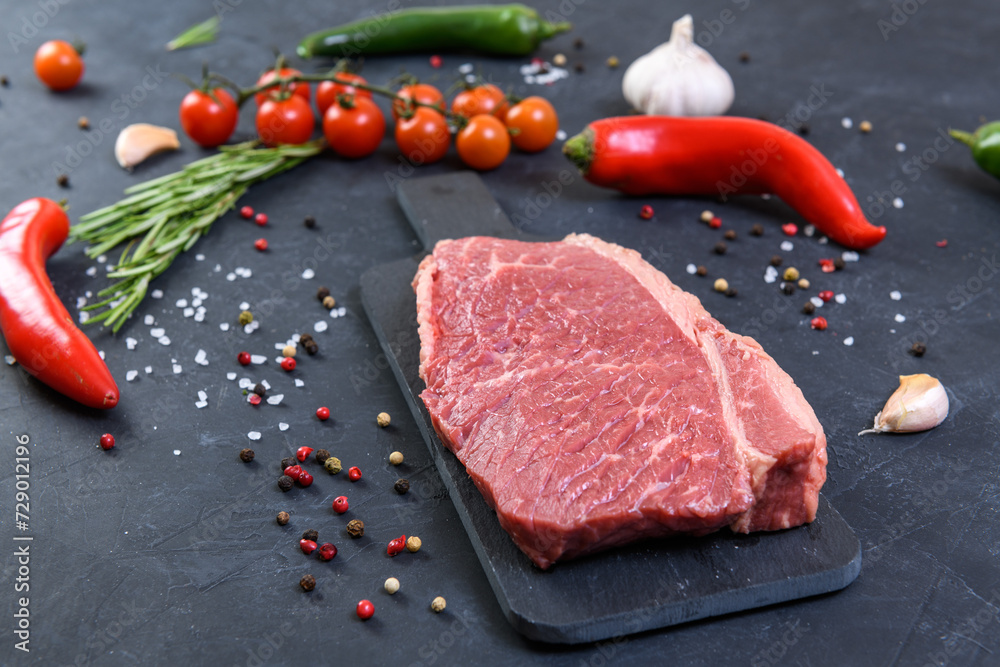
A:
[0,0,998,665]
[363,171,861,643]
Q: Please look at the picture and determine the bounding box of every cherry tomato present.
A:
[504,96,559,153]
[34,40,84,91]
[451,84,509,121]
[179,88,239,148]
[254,67,310,106]
[395,107,450,165]
[391,83,445,120]
[316,73,372,116]
[323,96,385,159]
[256,95,315,147]
[456,115,510,171]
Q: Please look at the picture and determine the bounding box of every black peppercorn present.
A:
[834,257,846,271]
[277,511,290,526]
[573,37,584,49]
[346,519,365,538]
[770,255,783,267]
[798,123,810,136]
[0,75,8,87]
[910,342,927,357]
[239,448,255,463]
[299,333,313,344]
[304,215,316,228]
[252,383,266,397]
[278,475,294,492]
[394,478,410,495]
[714,242,728,255]
[750,224,764,236]
[725,287,738,298]
[304,342,319,355]
[781,282,796,295]
[315,449,330,464]
[300,574,316,592]
[724,230,737,241]
[696,265,708,277]
[56,174,69,188]
[316,286,331,301]
[574,62,585,73]
[281,457,297,471]
[302,529,319,542]
[802,302,816,314]
[738,51,750,63]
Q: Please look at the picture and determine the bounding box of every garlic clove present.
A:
[114,123,180,169]
[859,373,949,435]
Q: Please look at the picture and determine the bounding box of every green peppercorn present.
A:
[239,448,255,463]
[277,511,290,526]
[300,574,316,592]
[302,529,319,542]
[278,475,294,492]
[315,449,331,464]
[238,310,253,325]
[346,519,365,538]
[324,457,342,474]
[317,286,331,301]
[394,479,410,494]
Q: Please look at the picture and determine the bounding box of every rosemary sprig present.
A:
[70,139,324,331]
[166,16,220,51]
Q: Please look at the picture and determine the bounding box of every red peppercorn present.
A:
[240,205,254,219]
[316,406,330,421]
[300,539,318,555]
[237,351,251,366]
[254,238,268,252]
[284,464,302,478]
[332,496,349,514]
[254,212,268,226]
[810,316,828,330]
[99,433,115,450]
[281,357,296,372]
[248,393,262,406]
[317,542,338,561]
[782,223,798,236]
[818,290,834,302]
[429,55,442,68]
[298,471,314,487]
[387,535,407,557]
[709,216,722,229]
[296,446,314,462]
[348,466,362,482]
[936,239,948,248]
[818,258,836,273]
[638,205,654,220]
[356,599,374,620]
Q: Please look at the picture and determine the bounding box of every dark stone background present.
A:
[0,1,997,665]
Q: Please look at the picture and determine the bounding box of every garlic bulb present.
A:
[859,373,949,435]
[622,14,735,117]
[114,123,180,169]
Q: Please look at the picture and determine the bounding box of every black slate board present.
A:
[360,172,862,644]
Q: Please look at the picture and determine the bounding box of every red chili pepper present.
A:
[0,199,119,409]
[563,117,887,250]
[387,535,407,556]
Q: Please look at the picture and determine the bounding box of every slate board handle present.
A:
[396,172,520,250]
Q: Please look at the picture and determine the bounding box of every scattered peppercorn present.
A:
[781,282,796,295]
[324,456,342,474]
[377,412,391,428]
[348,466,362,482]
[696,265,708,277]
[783,267,800,281]
[713,278,729,293]
[699,210,714,223]
[639,204,654,220]
[910,342,927,357]
[770,255,783,267]
[332,496,349,514]
[296,446,314,462]
[298,471,314,487]
[606,55,619,68]
[859,120,872,133]
[429,54,443,68]
[278,475,294,492]
[553,53,567,66]
[78,116,90,129]
[302,529,319,542]
[57,174,69,188]
[810,316,828,331]
[394,478,410,494]
[936,239,948,248]
[304,215,316,228]
[252,384,266,397]
[316,406,331,421]
[818,290,834,303]
[798,123,810,136]
[239,448,255,463]
[738,51,750,63]
[299,333,313,344]
[574,62,585,73]
[834,257,846,271]
[315,449,330,464]
[316,287,331,302]
[305,341,319,354]
[347,519,365,538]
[299,574,316,592]
[317,542,338,561]
[387,535,407,556]
[322,295,336,309]
[300,538,318,555]
[714,241,728,255]
[0,75,8,86]
[281,357,296,372]
[406,536,422,553]
[384,577,400,594]
[254,238,268,251]
[237,351,251,366]
[573,37,584,49]
[750,224,764,236]
[281,457,296,470]
[724,230,737,241]
[819,258,836,273]
[238,310,253,325]
[802,302,816,315]
[282,344,296,358]
[725,287,738,298]
[709,216,722,229]
[99,433,115,450]
[431,596,447,613]
[356,599,375,620]
[277,511,290,526]
[240,206,254,219]
[389,451,404,466]
[781,223,798,236]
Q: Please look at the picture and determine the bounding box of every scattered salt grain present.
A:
[843,336,854,346]
[98,349,104,359]
[194,311,205,323]
[176,298,188,308]
[834,293,847,304]
[266,394,284,406]
[842,251,860,262]
[79,311,90,324]
[126,337,137,350]
[144,315,155,326]
[458,63,474,74]
[183,307,195,318]
[250,354,267,365]
[239,301,250,310]
[195,254,205,261]
[192,298,202,308]
[97,255,107,263]
[764,266,778,284]
[314,320,328,333]
[76,296,87,309]
[219,322,230,331]
[818,237,828,244]
[85,266,98,277]
[892,197,904,209]
[214,264,221,272]
[812,350,820,355]
[835,168,845,178]
[194,349,209,366]
[810,296,824,308]
[556,129,567,141]
[226,372,237,381]
[172,363,182,374]
[895,142,906,152]
[151,289,164,299]
[238,378,253,389]
[243,324,255,334]
[173,449,181,456]
[195,400,207,409]
[294,379,305,388]
[158,336,171,346]
[4,355,15,365]
[889,290,902,301]
[198,390,207,401]
[841,117,853,129]
[126,370,138,381]
[260,380,271,390]
[686,264,697,275]
[150,327,165,338]
[301,268,315,280]
[226,272,237,282]
[144,366,152,374]
[803,225,815,237]
[247,431,261,441]
[279,422,289,431]
[780,241,794,252]
[894,314,906,323]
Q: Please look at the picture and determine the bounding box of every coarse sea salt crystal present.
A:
[556,129,567,141]
[810,296,824,308]
[294,379,304,388]
[894,314,906,323]
[126,337,137,350]
[240,301,250,310]
[301,268,315,279]
[192,298,202,308]
[195,254,205,261]
[841,117,853,129]
[77,296,87,309]
[764,266,778,284]
[250,354,267,365]
[184,307,195,318]
[144,366,153,374]
[818,237,828,244]
[835,293,847,304]
[279,422,289,431]
[198,390,208,401]
[843,336,854,346]
[219,322,230,331]
[158,336,171,346]
[842,251,860,262]
[226,372,237,381]
[314,321,328,333]
[892,197,904,209]
[247,431,261,441]
[835,168,845,178]
[195,349,209,366]
[226,272,237,282]
[79,311,90,324]
[780,241,794,252]
[195,400,207,409]
[266,394,284,405]
[176,298,188,308]
[686,264,697,275]
[890,290,902,300]
[895,142,906,152]
[260,379,271,390]
[97,255,107,263]
[86,266,98,277]
[274,342,286,350]
[173,449,181,456]
[244,324,255,334]
[458,63,473,74]
[144,314,155,325]
[151,289,164,299]
[126,370,139,382]
[194,312,205,323]
[172,363,182,374]
[238,378,253,389]
[98,349,104,359]
[150,327,165,338]
[4,355,15,365]
[804,225,815,237]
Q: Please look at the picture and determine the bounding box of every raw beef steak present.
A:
[413,234,827,569]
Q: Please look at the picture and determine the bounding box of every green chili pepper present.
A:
[950,121,1000,180]
[297,4,571,59]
